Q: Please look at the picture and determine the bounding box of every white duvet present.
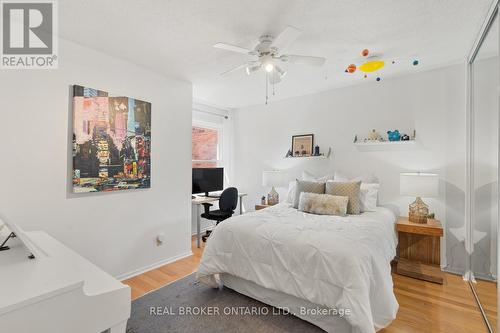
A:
[197,203,399,333]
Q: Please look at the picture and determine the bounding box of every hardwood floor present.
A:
[122,238,204,300]
[382,273,487,333]
[123,237,489,332]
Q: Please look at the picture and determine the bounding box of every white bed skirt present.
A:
[220,273,353,333]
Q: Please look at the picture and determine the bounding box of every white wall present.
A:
[0,39,193,279]
[232,64,467,274]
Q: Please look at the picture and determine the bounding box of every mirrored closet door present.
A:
[471,5,499,332]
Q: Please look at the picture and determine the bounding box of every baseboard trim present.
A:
[116,251,193,281]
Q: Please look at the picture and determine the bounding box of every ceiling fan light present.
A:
[275,66,286,77]
[246,64,261,75]
[265,63,274,72]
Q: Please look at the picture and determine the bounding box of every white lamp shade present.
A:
[400,173,439,197]
[262,170,287,187]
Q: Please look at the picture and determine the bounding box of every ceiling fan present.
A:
[214,26,326,85]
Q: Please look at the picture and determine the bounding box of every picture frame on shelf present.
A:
[292,134,314,157]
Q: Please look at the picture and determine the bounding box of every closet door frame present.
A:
[466,1,499,331]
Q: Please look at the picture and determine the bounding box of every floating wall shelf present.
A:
[354,140,419,151]
[284,155,329,159]
[284,147,332,159]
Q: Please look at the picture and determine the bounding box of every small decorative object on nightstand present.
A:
[400,172,439,224]
[262,170,287,205]
[396,216,444,284]
[255,204,271,211]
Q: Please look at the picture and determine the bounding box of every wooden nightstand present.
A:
[255,204,271,211]
[396,217,444,284]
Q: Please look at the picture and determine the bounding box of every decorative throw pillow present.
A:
[325,181,362,214]
[298,192,349,216]
[360,183,380,212]
[293,180,326,209]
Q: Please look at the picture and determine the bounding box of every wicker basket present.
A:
[408,197,429,224]
[409,212,428,224]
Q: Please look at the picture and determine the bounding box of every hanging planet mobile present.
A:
[359,60,385,73]
[344,48,418,82]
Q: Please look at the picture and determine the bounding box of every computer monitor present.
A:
[192,167,224,197]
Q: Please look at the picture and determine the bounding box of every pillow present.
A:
[302,170,334,182]
[360,183,380,212]
[334,171,379,184]
[325,181,362,214]
[286,181,296,203]
[327,180,380,212]
[293,180,326,208]
[298,192,349,216]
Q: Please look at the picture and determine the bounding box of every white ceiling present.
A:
[59,0,492,109]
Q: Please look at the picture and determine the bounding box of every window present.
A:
[192,125,220,168]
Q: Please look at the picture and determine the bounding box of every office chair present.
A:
[201,187,238,242]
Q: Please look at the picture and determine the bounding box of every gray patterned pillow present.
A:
[293,179,325,208]
[325,181,361,214]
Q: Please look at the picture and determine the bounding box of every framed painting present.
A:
[292,134,314,157]
[72,85,151,193]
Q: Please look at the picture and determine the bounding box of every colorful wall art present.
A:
[72,85,151,193]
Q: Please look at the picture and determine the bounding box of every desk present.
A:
[191,193,247,248]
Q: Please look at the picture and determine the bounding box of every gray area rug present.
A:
[126,273,323,333]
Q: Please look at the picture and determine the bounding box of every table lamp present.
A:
[262,170,287,205]
[400,172,438,224]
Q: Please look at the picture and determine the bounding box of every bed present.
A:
[196,202,399,333]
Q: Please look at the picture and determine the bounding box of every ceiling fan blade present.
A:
[270,26,301,51]
[220,63,249,76]
[280,54,326,66]
[214,43,253,55]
